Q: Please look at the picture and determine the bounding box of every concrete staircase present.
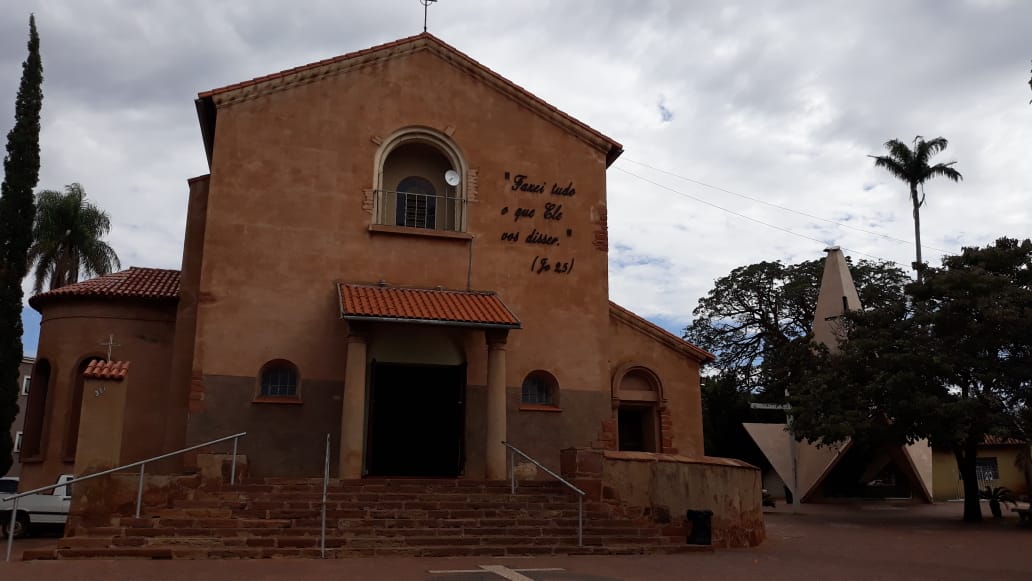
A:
[24,478,707,560]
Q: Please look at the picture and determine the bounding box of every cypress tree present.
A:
[0,15,43,477]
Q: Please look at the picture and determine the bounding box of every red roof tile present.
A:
[29,267,180,309]
[338,283,520,329]
[83,360,130,381]
[982,435,1027,446]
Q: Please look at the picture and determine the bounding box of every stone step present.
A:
[40,479,687,562]
[25,542,710,561]
[78,523,656,541]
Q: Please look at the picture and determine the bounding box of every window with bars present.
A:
[521,371,558,407]
[975,457,1000,481]
[260,361,299,398]
[394,176,438,229]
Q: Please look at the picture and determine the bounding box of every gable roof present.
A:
[609,301,714,363]
[194,33,623,168]
[338,282,521,330]
[29,267,180,310]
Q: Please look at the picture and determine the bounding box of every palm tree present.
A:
[27,183,120,293]
[870,136,963,281]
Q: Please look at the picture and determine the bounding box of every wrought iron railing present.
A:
[502,441,585,547]
[374,189,466,232]
[2,432,246,562]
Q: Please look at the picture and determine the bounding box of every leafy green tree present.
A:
[870,136,963,280]
[28,183,120,293]
[791,238,1032,522]
[683,257,908,397]
[0,15,42,477]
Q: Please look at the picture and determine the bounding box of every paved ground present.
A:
[2,502,1029,580]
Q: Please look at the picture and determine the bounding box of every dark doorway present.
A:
[618,405,658,452]
[820,443,915,500]
[366,361,466,477]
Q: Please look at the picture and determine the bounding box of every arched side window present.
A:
[257,360,300,400]
[21,359,53,460]
[611,365,663,453]
[520,370,559,408]
[64,356,101,461]
[374,128,466,232]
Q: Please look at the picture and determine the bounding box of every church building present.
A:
[18,34,716,490]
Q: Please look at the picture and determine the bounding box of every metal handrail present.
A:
[502,441,585,546]
[3,431,246,562]
[320,433,330,559]
[373,188,466,231]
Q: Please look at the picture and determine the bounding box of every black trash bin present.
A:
[685,509,713,545]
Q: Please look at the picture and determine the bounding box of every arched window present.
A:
[374,129,466,232]
[64,357,101,461]
[259,360,299,398]
[521,370,559,407]
[21,359,52,459]
[612,365,663,453]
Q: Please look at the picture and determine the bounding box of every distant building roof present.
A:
[29,267,180,309]
[982,435,1027,446]
[337,283,521,329]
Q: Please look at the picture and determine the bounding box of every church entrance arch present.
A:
[365,361,466,477]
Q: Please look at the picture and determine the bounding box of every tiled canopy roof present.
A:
[338,283,521,329]
[982,435,1027,446]
[83,360,130,381]
[29,267,180,309]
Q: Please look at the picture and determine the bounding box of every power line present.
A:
[617,157,951,255]
[613,165,899,265]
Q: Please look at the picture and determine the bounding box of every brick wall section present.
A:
[590,416,618,450]
[660,409,677,454]
[592,203,608,251]
[362,188,375,214]
[560,447,765,548]
[188,374,207,414]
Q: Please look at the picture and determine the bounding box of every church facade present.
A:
[18,34,713,490]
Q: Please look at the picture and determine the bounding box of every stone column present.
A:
[485,329,509,480]
[340,324,368,479]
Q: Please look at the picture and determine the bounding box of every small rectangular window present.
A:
[21,375,30,395]
[14,431,22,453]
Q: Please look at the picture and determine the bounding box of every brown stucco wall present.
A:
[607,310,706,457]
[188,375,343,477]
[562,448,765,548]
[165,175,211,458]
[19,299,176,490]
[188,45,616,473]
[932,446,1030,501]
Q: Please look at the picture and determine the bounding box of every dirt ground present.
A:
[2,501,1029,580]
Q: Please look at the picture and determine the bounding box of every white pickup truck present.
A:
[0,474,74,538]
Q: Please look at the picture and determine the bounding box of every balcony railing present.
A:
[374,189,466,232]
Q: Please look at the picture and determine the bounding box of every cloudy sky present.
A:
[2,0,1030,355]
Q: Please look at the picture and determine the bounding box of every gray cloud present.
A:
[2,0,1030,347]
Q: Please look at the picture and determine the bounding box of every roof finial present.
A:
[420,0,437,33]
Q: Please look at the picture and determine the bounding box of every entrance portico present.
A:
[336,283,520,479]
